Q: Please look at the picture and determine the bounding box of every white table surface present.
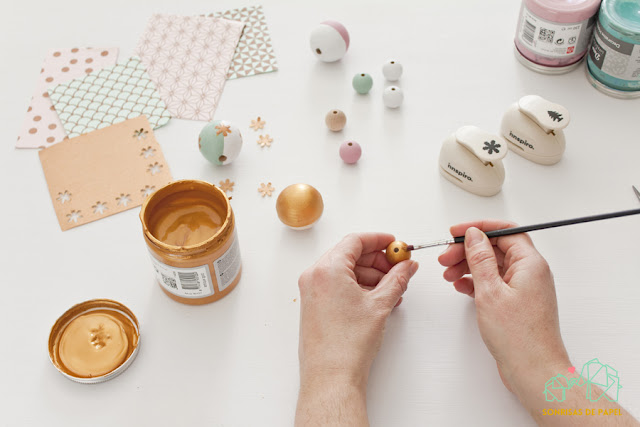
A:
[1,0,639,425]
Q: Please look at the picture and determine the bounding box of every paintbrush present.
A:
[407,186,640,251]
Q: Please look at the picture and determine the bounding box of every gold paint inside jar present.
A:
[48,299,140,383]
[140,180,242,305]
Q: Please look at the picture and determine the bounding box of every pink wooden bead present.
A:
[339,140,361,164]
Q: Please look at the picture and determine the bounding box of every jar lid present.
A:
[48,299,140,383]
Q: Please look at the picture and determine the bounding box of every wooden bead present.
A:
[339,140,361,164]
[276,184,324,230]
[382,59,403,81]
[385,241,411,265]
[325,109,346,131]
[383,86,404,108]
[352,73,373,94]
[310,21,350,63]
[199,120,243,165]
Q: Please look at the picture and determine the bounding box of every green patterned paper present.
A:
[48,57,171,138]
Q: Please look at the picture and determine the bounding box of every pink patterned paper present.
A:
[136,14,244,121]
[16,47,119,149]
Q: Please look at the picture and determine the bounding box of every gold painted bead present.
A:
[385,241,411,265]
[276,184,324,229]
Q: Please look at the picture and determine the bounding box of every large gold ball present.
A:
[385,241,411,265]
[276,184,324,229]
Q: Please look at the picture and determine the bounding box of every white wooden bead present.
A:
[309,21,350,63]
[382,60,403,81]
[383,86,404,108]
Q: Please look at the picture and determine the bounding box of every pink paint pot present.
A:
[514,0,601,74]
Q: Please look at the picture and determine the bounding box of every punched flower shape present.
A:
[215,123,232,136]
[258,182,275,197]
[219,179,235,194]
[257,134,273,148]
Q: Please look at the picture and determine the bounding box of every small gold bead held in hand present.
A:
[385,241,411,265]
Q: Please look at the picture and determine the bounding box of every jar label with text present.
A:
[517,6,593,59]
[213,232,241,292]
[589,22,640,82]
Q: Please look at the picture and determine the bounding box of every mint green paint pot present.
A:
[587,0,640,98]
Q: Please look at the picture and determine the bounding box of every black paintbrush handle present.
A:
[452,208,640,244]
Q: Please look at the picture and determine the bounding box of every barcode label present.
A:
[523,20,535,44]
[148,255,214,298]
[178,272,200,290]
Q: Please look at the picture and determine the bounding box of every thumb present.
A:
[464,227,502,296]
[372,260,419,308]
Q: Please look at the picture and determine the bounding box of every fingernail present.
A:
[409,260,419,276]
[465,227,484,248]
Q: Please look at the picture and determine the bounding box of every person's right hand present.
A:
[437,220,570,399]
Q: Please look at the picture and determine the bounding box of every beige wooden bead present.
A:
[325,109,347,131]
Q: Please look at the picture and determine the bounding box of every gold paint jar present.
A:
[139,180,242,305]
[48,299,140,383]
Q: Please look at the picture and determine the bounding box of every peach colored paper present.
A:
[39,115,172,231]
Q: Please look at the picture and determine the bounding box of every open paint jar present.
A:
[140,180,242,305]
[514,0,601,74]
[587,0,640,98]
[48,299,140,383]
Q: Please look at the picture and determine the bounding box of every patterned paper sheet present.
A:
[39,116,172,231]
[48,57,171,138]
[206,5,278,79]
[135,14,245,121]
[16,47,119,148]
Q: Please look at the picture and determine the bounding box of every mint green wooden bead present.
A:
[199,120,243,165]
[352,73,373,94]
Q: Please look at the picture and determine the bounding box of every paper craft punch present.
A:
[501,95,570,165]
[438,126,508,197]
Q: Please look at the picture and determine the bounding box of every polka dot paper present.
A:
[16,47,119,149]
[135,14,245,121]
[48,57,171,138]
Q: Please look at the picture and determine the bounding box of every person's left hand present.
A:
[297,232,419,389]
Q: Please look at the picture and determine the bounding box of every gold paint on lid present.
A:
[276,184,324,229]
[385,241,411,265]
[48,299,140,383]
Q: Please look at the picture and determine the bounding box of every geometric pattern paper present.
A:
[16,47,119,149]
[135,14,245,121]
[206,5,278,79]
[48,57,171,138]
[38,116,172,231]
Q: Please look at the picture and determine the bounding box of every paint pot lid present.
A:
[48,299,140,384]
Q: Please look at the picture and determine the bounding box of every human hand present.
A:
[438,220,570,400]
[296,233,419,426]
